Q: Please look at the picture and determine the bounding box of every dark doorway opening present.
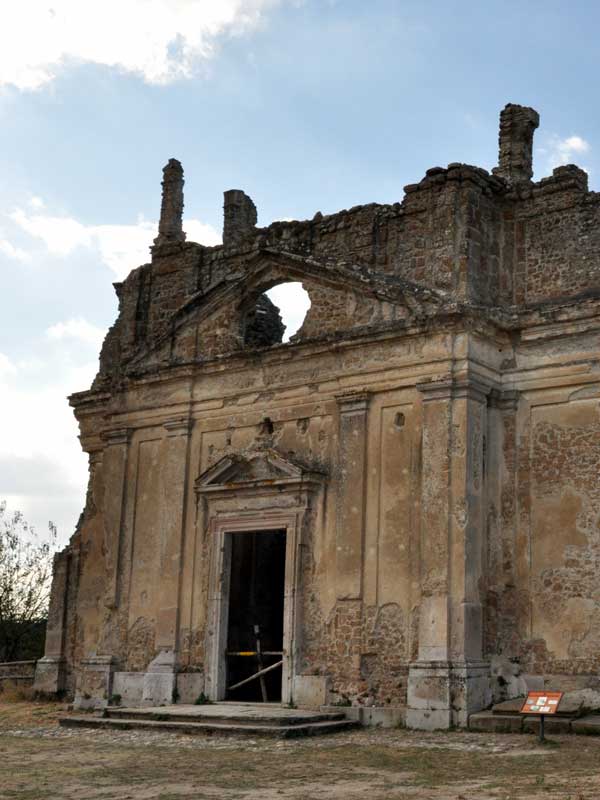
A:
[225,530,286,702]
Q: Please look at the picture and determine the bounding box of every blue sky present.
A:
[1,0,598,544]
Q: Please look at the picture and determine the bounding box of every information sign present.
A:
[520,692,563,715]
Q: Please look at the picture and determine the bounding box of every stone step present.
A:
[103,703,348,727]
[468,711,595,735]
[59,715,358,738]
[491,697,584,718]
[572,715,600,735]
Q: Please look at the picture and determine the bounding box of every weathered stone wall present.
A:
[40,104,600,724]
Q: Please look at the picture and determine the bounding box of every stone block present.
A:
[522,716,573,735]
[572,715,600,735]
[407,660,491,729]
[112,672,145,706]
[320,704,361,722]
[406,706,451,731]
[33,657,66,695]
[147,649,178,674]
[293,675,330,708]
[407,663,451,710]
[142,672,176,706]
[74,656,115,710]
[469,712,522,733]
[176,673,204,704]
[450,662,492,727]
[360,706,405,728]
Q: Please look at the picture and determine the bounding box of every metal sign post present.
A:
[520,691,563,743]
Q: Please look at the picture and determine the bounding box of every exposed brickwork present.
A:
[492,103,539,184]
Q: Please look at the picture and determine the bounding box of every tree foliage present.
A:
[0,502,57,662]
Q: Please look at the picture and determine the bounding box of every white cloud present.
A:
[0,344,97,544]
[29,196,45,209]
[539,134,591,173]
[0,237,30,262]
[185,219,224,248]
[9,207,221,279]
[0,0,279,91]
[0,352,17,377]
[46,317,107,347]
[10,207,91,256]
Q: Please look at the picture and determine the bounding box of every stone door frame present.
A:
[195,450,326,705]
[204,509,302,704]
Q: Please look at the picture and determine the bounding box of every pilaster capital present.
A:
[335,390,370,414]
[489,389,520,412]
[417,376,492,404]
[101,427,131,446]
[163,416,194,436]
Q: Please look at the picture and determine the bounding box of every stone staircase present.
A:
[60,702,358,738]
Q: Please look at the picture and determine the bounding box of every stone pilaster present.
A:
[34,549,71,694]
[141,416,193,705]
[407,376,492,730]
[335,392,370,600]
[155,417,193,654]
[101,428,131,610]
[487,390,521,658]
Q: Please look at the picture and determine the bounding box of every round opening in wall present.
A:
[243,282,311,347]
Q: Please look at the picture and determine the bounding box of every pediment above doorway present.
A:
[194,449,326,495]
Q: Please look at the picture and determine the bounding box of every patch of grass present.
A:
[2,701,600,799]
[0,681,36,703]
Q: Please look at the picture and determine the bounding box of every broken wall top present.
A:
[91,103,600,391]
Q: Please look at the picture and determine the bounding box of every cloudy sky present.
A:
[1,0,598,545]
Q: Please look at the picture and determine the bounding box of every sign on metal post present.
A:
[520,692,563,742]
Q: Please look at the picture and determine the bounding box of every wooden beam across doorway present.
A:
[226,660,283,693]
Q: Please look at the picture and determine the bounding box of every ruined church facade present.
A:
[36,105,600,729]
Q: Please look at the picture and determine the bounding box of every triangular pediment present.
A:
[123,247,446,373]
[195,449,323,492]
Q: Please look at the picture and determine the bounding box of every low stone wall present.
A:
[0,660,37,691]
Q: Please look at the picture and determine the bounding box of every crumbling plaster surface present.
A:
[36,104,600,727]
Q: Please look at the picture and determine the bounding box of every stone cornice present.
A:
[334,390,371,413]
[417,376,493,404]
[489,389,520,411]
[163,416,193,436]
[101,427,131,446]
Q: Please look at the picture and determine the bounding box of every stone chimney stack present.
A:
[492,103,540,184]
[223,190,257,248]
[154,158,185,246]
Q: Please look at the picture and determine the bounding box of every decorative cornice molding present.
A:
[489,388,520,412]
[101,427,131,446]
[417,376,493,404]
[335,390,370,414]
[163,416,193,436]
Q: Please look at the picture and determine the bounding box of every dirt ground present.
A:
[1,699,599,799]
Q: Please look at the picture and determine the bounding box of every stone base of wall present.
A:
[293,675,330,707]
[74,656,116,709]
[111,670,205,707]
[33,657,66,695]
[406,660,491,730]
[321,704,405,727]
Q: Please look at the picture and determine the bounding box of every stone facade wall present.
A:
[39,104,600,726]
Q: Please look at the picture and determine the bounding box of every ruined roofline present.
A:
[150,104,593,258]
